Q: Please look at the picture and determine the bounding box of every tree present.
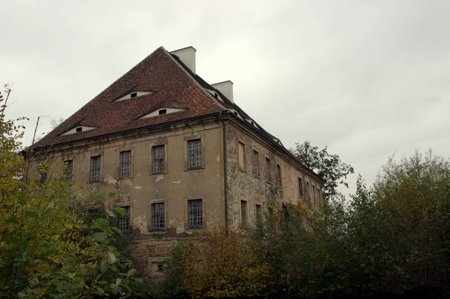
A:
[291,141,354,199]
[0,87,143,298]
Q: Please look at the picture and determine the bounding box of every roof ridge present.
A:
[163,47,229,112]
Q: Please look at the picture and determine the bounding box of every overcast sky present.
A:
[1,0,449,194]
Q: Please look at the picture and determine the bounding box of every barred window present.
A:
[252,150,259,176]
[64,160,73,180]
[151,202,165,230]
[152,145,165,174]
[120,151,131,178]
[187,139,202,169]
[241,200,247,226]
[265,158,271,182]
[117,206,130,232]
[188,199,203,228]
[90,156,101,183]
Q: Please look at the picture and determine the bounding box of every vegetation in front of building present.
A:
[1,87,449,298]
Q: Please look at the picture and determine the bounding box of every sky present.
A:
[1,0,449,195]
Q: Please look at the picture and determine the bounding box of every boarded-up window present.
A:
[238,142,245,170]
[252,150,259,176]
[265,158,271,182]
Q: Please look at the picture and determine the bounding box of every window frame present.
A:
[152,144,166,175]
[241,200,247,226]
[90,155,101,183]
[186,138,203,170]
[116,205,131,233]
[64,159,73,180]
[119,150,132,179]
[187,199,203,228]
[151,201,166,231]
[238,141,246,171]
[252,149,260,177]
[265,157,272,183]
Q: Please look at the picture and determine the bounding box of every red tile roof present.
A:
[31,46,226,149]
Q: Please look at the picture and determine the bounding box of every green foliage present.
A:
[0,87,143,298]
[162,231,270,298]
[291,141,354,199]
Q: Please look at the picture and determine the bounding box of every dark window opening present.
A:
[76,127,82,132]
[130,92,137,98]
[158,109,167,115]
[241,200,247,226]
[64,160,73,180]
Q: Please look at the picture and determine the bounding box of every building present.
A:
[26,46,323,279]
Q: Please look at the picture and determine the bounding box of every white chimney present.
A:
[211,80,234,103]
[170,46,196,74]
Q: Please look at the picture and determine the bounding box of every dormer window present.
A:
[114,91,152,102]
[61,125,96,136]
[139,107,185,119]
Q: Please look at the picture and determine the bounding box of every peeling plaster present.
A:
[155,175,164,182]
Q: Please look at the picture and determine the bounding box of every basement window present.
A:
[158,109,167,115]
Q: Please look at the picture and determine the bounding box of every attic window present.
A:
[158,109,167,115]
[76,127,82,132]
[114,91,153,102]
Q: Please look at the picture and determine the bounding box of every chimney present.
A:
[211,80,234,103]
[170,46,196,74]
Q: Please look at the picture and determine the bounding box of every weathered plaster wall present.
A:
[225,122,322,230]
[27,121,226,275]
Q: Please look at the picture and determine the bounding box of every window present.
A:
[130,92,137,98]
[298,178,304,197]
[256,204,262,225]
[187,139,202,169]
[188,199,203,228]
[39,171,47,184]
[117,206,130,232]
[151,202,165,230]
[265,158,271,182]
[276,164,282,187]
[64,160,73,180]
[152,145,165,174]
[76,127,82,132]
[238,142,245,170]
[241,200,247,225]
[119,150,131,178]
[252,150,259,176]
[158,109,167,115]
[90,156,101,183]
[306,181,310,200]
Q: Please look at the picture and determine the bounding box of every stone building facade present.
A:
[26,46,323,279]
